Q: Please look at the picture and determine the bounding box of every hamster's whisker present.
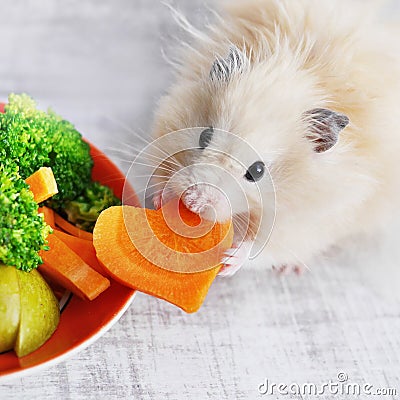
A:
[111,145,161,164]
[127,161,176,174]
[133,174,171,179]
[121,136,185,169]
[138,150,184,171]
[232,220,247,232]
[104,117,151,144]
[111,150,184,173]
[140,139,186,169]
[233,219,250,233]
[126,155,177,171]
[233,215,250,230]
[144,148,185,169]
[104,147,135,161]
[234,213,254,227]
[233,214,248,225]
[111,143,146,154]
[137,152,172,164]
[158,161,183,172]
[110,129,185,171]
[120,144,172,162]
[141,153,183,170]
[142,186,177,203]
[158,183,180,199]
[133,181,167,197]
[106,120,184,167]
[233,215,258,237]
[109,156,136,164]
[105,146,134,156]
[152,164,179,174]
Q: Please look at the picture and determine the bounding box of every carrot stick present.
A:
[52,229,107,276]
[38,206,55,227]
[54,212,93,241]
[39,234,110,301]
[25,167,58,203]
[41,207,106,275]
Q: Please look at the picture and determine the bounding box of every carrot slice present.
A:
[54,213,93,241]
[52,229,107,276]
[25,167,58,203]
[39,234,110,301]
[93,200,233,313]
[38,206,55,227]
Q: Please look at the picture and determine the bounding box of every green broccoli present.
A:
[62,181,121,232]
[0,163,51,272]
[0,93,93,208]
[0,93,120,272]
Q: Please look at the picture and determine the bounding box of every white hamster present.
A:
[148,0,400,276]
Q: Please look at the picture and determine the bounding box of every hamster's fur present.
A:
[150,0,400,273]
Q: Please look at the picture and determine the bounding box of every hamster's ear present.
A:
[303,108,349,153]
[210,45,247,82]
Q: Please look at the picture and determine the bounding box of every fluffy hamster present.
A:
[149,0,400,276]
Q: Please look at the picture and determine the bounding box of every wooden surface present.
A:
[0,1,400,399]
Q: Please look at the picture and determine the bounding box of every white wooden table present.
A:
[0,1,399,399]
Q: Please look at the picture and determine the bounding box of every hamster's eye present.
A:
[199,127,214,149]
[245,161,265,182]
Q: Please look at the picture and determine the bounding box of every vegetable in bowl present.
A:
[0,93,120,232]
[0,93,93,208]
[0,93,121,357]
[62,181,121,232]
[0,163,51,272]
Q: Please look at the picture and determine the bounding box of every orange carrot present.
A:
[52,229,107,276]
[39,234,110,301]
[93,200,233,313]
[38,206,55,227]
[25,167,58,203]
[54,212,93,241]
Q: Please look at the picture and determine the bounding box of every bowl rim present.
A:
[0,142,137,381]
[0,293,136,382]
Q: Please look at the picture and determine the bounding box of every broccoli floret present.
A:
[0,163,51,272]
[62,182,121,232]
[0,95,53,178]
[0,93,93,208]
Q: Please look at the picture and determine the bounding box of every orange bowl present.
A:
[0,143,139,380]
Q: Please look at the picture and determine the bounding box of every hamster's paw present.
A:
[152,191,162,210]
[219,242,252,277]
[272,264,304,275]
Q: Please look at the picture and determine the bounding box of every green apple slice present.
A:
[0,264,21,353]
[15,268,60,357]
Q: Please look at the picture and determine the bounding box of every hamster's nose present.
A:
[181,184,201,213]
[181,183,231,222]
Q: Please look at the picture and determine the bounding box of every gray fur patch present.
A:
[210,45,246,82]
[304,108,350,153]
